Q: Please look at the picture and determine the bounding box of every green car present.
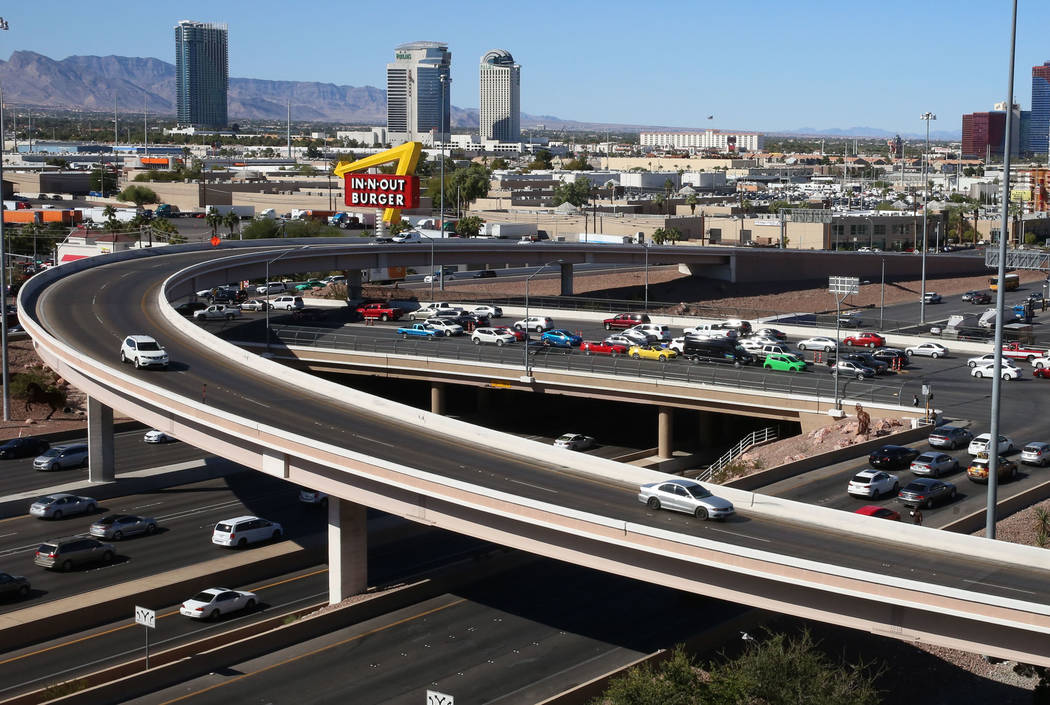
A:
[295,280,325,291]
[763,353,805,372]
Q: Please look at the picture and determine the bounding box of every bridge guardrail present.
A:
[267,325,909,407]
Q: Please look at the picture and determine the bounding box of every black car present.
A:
[843,353,888,374]
[869,444,921,469]
[473,270,497,278]
[898,478,957,508]
[0,572,30,600]
[0,436,49,459]
[871,348,909,368]
[970,293,992,305]
[291,308,327,322]
[175,301,207,317]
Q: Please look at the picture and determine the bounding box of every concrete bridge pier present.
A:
[431,382,446,415]
[328,498,367,603]
[346,270,363,301]
[87,397,115,483]
[657,406,673,459]
[559,263,574,296]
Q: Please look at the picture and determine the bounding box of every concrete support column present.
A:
[327,498,367,604]
[657,405,673,460]
[559,262,574,296]
[346,270,363,301]
[86,397,115,483]
[698,410,716,442]
[477,388,492,414]
[430,382,446,415]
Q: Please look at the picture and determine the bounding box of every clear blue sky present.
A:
[2,1,1046,135]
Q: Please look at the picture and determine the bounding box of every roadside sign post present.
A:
[921,383,932,423]
[134,606,156,669]
[829,276,860,412]
[426,690,454,705]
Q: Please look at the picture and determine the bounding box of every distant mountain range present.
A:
[786,126,961,141]
[0,51,961,139]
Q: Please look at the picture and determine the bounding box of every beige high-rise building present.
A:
[479,49,520,142]
[387,41,451,143]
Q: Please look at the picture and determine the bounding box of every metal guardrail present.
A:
[696,426,779,482]
[266,325,909,407]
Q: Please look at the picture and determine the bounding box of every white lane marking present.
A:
[356,435,396,448]
[131,502,163,510]
[506,478,558,493]
[707,526,770,542]
[963,579,1036,595]
[0,532,17,539]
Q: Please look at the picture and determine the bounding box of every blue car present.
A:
[541,329,582,348]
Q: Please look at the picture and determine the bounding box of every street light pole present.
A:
[920,111,936,324]
[0,18,10,422]
[418,231,436,300]
[643,240,649,312]
[987,0,1019,540]
[523,260,562,379]
[880,257,886,329]
[439,74,450,236]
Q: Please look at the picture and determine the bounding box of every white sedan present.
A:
[905,342,948,359]
[240,299,272,311]
[796,336,836,352]
[554,433,594,451]
[967,354,1018,369]
[143,429,177,444]
[180,588,257,620]
[424,319,464,336]
[847,470,899,498]
[471,305,503,318]
[971,363,1021,380]
[968,432,1015,456]
[471,327,515,346]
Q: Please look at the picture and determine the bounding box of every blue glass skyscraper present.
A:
[1026,61,1050,155]
[175,21,228,128]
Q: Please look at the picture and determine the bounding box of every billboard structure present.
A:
[333,142,422,224]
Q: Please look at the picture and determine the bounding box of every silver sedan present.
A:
[89,514,159,540]
[29,493,97,519]
[638,478,735,520]
[909,452,959,477]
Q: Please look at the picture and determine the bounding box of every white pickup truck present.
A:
[193,304,242,321]
[408,302,461,320]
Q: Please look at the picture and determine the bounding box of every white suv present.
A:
[271,295,304,310]
[120,335,169,369]
[211,516,283,548]
[471,327,516,346]
[514,316,554,332]
[629,324,671,341]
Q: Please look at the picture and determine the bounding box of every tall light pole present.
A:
[919,111,936,324]
[987,0,1019,540]
[264,246,309,352]
[439,74,450,235]
[643,240,650,312]
[523,260,562,379]
[418,231,437,300]
[0,16,10,422]
[880,256,886,330]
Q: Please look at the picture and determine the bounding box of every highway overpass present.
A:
[18,239,1050,666]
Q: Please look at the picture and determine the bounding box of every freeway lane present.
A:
[0,473,325,615]
[25,246,1050,609]
[0,428,209,498]
[122,557,743,705]
[0,527,495,700]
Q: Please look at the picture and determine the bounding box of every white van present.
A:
[391,230,423,243]
[212,516,283,548]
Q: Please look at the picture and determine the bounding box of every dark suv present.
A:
[34,537,115,571]
[868,445,920,469]
[603,313,651,330]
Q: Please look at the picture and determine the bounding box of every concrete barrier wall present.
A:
[941,480,1050,535]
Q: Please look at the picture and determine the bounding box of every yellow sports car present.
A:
[628,345,677,362]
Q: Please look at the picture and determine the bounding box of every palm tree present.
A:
[686,194,698,215]
[102,204,118,232]
[205,207,222,238]
[222,211,239,240]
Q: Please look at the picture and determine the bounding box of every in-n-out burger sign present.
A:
[344,174,419,209]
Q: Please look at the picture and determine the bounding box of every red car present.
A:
[580,340,629,357]
[843,332,886,348]
[1035,368,1050,379]
[492,326,526,342]
[853,505,901,521]
[602,313,650,330]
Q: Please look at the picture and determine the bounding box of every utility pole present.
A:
[113,95,118,145]
[286,99,291,160]
[0,17,11,422]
